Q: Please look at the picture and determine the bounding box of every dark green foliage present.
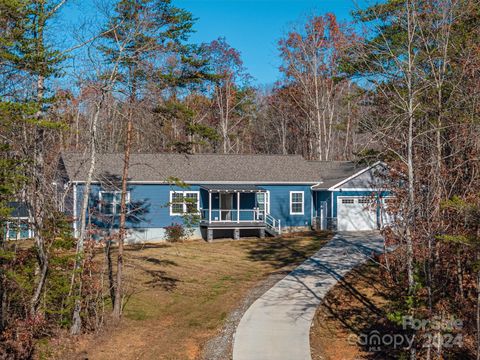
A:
[99,0,197,98]
[156,45,219,90]
[186,122,220,143]
[0,0,65,108]
[154,99,219,152]
[0,213,77,357]
[3,213,75,320]
[0,1,82,355]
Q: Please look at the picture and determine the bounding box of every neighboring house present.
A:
[59,153,390,243]
[3,202,34,240]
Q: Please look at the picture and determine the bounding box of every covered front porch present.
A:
[199,184,280,241]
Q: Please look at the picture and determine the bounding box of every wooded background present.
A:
[0,0,479,358]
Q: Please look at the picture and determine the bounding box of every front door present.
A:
[220,193,233,220]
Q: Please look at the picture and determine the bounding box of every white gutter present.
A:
[70,180,320,185]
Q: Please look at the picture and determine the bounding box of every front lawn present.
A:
[60,232,331,359]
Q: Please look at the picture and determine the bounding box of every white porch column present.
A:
[237,191,240,223]
[208,191,212,223]
[264,201,266,222]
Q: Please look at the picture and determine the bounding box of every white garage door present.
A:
[337,197,377,231]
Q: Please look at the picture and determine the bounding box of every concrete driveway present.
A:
[232,231,385,360]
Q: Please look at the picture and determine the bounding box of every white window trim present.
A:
[289,191,304,215]
[99,190,130,215]
[257,191,270,214]
[169,190,200,216]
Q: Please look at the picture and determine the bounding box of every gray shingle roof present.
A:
[62,153,324,184]
[308,161,364,189]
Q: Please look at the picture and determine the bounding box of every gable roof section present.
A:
[311,161,386,190]
[62,153,323,184]
[309,161,363,190]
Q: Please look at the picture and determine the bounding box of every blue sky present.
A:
[59,0,362,87]
[176,0,357,85]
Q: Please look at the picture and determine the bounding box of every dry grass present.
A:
[310,262,393,360]
[61,232,331,360]
[310,259,476,360]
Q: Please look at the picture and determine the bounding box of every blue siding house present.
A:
[309,161,391,231]
[3,202,33,240]
[59,153,389,243]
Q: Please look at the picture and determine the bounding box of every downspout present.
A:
[73,182,78,238]
[310,191,314,228]
[208,191,212,223]
[330,190,334,228]
[310,182,323,230]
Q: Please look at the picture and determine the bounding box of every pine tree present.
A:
[0,0,68,315]
[99,0,196,319]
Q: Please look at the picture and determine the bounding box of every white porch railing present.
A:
[200,208,264,223]
[265,214,281,235]
[200,209,281,235]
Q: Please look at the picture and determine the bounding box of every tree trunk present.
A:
[477,248,480,360]
[477,260,480,360]
[105,238,115,306]
[70,98,101,335]
[405,0,416,297]
[0,235,6,331]
[30,70,49,315]
[113,111,133,320]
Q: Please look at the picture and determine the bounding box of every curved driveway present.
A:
[232,231,385,360]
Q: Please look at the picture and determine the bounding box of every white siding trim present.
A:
[267,191,270,214]
[169,190,200,216]
[256,191,270,214]
[289,191,304,215]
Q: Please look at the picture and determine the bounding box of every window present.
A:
[256,191,270,214]
[99,191,130,215]
[341,198,355,204]
[171,192,184,215]
[6,221,31,240]
[358,198,370,204]
[290,191,304,215]
[170,191,199,216]
[185,192,199,213]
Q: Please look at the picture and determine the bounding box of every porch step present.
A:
[264,214,281,237]
[265,227,279,237]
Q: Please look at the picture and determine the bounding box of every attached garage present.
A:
[312,161,389,232]
[337,196,378,231]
